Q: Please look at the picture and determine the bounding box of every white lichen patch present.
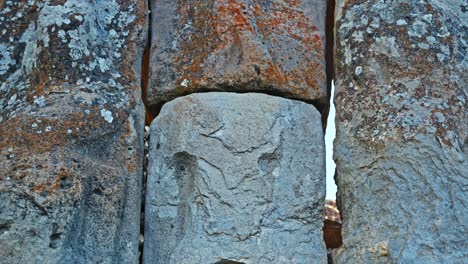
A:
[355,66,362,76]
[396,19,407,26]
[344,44,352,65]
[418,43,429,49]
[100,109,114,123]
[181,79,190,87]
[373,36,400,58]
[436,53,447,62]
[426,36,436,45]
[7,93,17,106]
[33,96,46,107]
[336,0,466,147]
[352,31,364,43]
[0,0,142,129]
[97,58,110,73]
[422,14,433,23]
[408,20,427,38]
[9,0,137,82]
[58,30,67,42]
[0,43,15,75]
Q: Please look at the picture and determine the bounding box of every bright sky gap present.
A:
[325,81,337,200]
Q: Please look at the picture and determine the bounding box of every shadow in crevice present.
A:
[139,1,152,263]
[323,0,336,130]
[215,260,245,264]
[141,25,155,126]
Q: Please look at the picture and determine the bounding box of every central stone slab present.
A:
[144,92,326,263]
[147,0,327,107]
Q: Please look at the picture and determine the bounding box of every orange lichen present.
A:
[264,62,288,87]
[257,3,323,52]
[32,167,78,195]
[123,119,138,173]
[431,108,455,147]
[217,0,255,41]
[0,103,121,154]
[171,0,325,99]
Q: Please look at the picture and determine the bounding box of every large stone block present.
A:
[146,0,327,108]
[333,1,467,263]
[144,93,326,263]
[0,1,147,263]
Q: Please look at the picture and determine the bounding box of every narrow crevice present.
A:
[323,0,336,130]
[142,47,155,126]
[139,124,150,263]
[139,0,152,262]
[323,1,342,263]
[145,102,163,126]
[324,82,342,261]
[141,0,155,127]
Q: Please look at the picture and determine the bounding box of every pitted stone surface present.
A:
[333,1,467,263]
[0,1,147,263]
[147,0,327,108]
[144,93,326,264]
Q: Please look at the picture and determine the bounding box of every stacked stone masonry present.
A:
[143,0,329,262]
[1,0,466,263]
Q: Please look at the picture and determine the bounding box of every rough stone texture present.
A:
[147,0,327,108]
[144,92,326,264]
[334,0,467,263]
[0,1,147,263]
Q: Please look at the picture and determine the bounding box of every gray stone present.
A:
[333,1,467,263]
[0,1,147,263]
[147,0,328,108]
[144,92,326,264]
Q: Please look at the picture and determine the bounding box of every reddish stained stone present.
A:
[148,0,328,108]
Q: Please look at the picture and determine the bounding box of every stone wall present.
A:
[143,1,329,262]
[0,0,466,263]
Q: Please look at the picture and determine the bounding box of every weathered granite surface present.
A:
[144,92,327,264]
[0,1,147,263]
[147,0,327,108]
[333,0,467,263]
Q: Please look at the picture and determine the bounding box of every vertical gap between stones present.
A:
[141,13,153,126]
[322,0,336,130]
[324,82,342,255]
[139,0,152,262]
[324,0,342,263]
